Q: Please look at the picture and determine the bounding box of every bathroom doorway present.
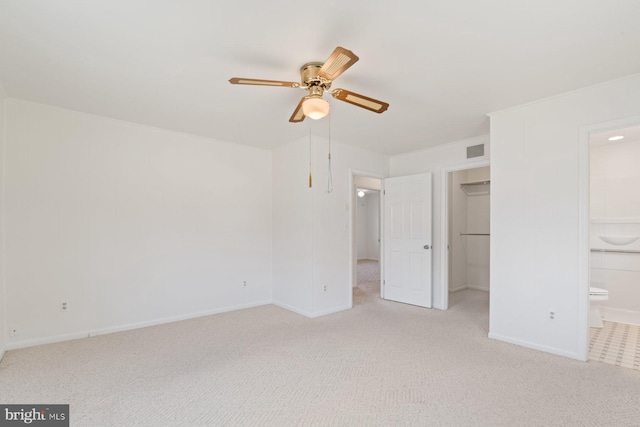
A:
[587,125,640,372]
[445,166,491,329]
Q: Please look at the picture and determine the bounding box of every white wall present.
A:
[449,170,468,291]
[390,135,491,309]
[3,99,273,349]
[272,131,388,317]
[272,137,313,315]
[356,191,380,261]
[489,74,640,360]
[0,83,6,359]
[356,195,368,259]
[591,137,640,221]
[311,139,388,315]
[590,137,640,325]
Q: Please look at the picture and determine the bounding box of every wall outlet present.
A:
[60,301,69,312]
[323,284,327,292]
[549,310,556,320]
[243,281,247,287]
[10,325,20,336]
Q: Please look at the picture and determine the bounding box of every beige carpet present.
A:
[356,259,380,302]
[1,288,640,426]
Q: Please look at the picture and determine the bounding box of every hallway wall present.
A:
[357,192,380,261]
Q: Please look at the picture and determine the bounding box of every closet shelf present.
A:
[460,180,490,196]
[460,233,490,236]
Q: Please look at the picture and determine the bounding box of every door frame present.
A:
[348,169,385,308]
[578,115,640,361]
[439,160,490,311]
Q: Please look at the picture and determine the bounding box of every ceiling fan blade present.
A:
[331,89,389,113]
[289,97,306,123]
[318,47,359,81]
[229,78,299,88]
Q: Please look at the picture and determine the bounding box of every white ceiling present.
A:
[1,1,639,155]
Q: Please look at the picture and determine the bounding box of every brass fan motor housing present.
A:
[300,62,331,91]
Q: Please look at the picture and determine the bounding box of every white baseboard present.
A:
[90,299,273,337]
[5,299,273,351]
[602,307,640,327]
[309,304,352,318]
[272,300,312,317]
[488,332,583,361]
[5,331,90,351]
[272,301,352,319]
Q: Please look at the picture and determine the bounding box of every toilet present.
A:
[589,286,609,328]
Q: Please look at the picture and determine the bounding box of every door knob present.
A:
[424,244,430,250]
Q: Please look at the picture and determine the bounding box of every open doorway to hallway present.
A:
[353,176,382,304]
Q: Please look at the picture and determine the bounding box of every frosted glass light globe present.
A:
[302,96,330,120]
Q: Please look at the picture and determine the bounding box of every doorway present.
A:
[446,166,491,326]
[587,124,640,372]
[349,171,434,309]
[352,175,382,304]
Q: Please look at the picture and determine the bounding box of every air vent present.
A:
[466,144,484,159]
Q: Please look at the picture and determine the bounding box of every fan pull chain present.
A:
[327,152,332,193]
[309,127,313,188]
[327,116,333,193]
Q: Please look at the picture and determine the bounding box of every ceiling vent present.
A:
[466,144,484,159]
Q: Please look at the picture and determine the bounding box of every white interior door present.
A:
[383,173,433,308]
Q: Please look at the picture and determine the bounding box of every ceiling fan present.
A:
[229,46,389,123]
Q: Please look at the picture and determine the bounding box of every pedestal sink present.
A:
[599,235,640,245]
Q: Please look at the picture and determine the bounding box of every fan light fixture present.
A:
[302,95,330,120]
[229,46,390,123]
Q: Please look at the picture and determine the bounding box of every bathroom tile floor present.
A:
[589,320,640,371]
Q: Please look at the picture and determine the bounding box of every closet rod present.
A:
[591,248,640,254]
[460,180,490,186]
[459,233,490,236]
